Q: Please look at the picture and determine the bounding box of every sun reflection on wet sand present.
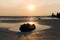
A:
[21,21,51,32]
[27,22,34,24]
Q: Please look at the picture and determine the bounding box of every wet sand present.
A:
[0,18,60,40]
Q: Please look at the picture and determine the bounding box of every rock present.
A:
[19,23,36,32]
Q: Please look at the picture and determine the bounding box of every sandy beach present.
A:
[0,18,60,40]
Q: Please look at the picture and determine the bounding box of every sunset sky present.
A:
[0,0,60,16]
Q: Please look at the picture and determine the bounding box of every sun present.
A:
[27,4,35,11]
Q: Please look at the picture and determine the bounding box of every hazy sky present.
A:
[0,0,60,16]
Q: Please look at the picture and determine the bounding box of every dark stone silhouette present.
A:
[19,23,36,32]
[52,12,60,18]
[52,13,56,17]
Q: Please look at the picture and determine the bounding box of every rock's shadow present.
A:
[0,27,32,40]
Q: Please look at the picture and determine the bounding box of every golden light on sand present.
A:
[27,4,35,11]
[29,22,34,25]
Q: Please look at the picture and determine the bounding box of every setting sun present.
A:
[27,4,35,11]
